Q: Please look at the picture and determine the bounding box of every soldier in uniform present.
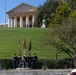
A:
[17,55,21,68]
[23,54,27,68]
[32,53,38,69]
[13,54,18,69]
[27,54,32,69]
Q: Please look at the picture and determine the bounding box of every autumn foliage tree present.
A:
[43,18,76,58]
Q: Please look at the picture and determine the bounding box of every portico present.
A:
[7,3,37,28]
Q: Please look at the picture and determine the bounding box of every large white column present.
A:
[26,15,29,27]
[11,18,13,27]
[14,17,17,27]
[20,16,23,27]
[8,17,11,27]
[32,15,35,27]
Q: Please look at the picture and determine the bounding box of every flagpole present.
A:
[22,38,26,55]
[4,0,6,27]
[28,39,32,52]
[18,39,20,56]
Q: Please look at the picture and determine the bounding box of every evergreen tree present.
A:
[34,0,58,27]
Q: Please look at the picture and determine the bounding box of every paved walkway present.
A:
[0,69,72,75]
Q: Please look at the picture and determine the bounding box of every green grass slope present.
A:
[0,28,70,59]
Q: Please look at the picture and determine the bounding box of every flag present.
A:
[22,38,26,49]
[28,39,32,51]
[18,39,20,56]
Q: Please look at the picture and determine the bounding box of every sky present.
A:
[0,0,46,24]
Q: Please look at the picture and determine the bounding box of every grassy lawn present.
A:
[0,28,70,59]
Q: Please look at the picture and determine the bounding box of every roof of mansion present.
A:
[6,3,37,14]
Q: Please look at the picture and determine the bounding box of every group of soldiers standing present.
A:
[13,38,38,69]
[13,53,38,69]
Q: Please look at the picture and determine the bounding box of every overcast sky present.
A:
[0,0,46,23]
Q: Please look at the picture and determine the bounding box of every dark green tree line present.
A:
[34,0,76,27]
[34,0,58,27]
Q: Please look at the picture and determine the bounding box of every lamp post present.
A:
[4,0,6,27]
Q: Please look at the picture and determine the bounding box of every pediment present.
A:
[7,3,37,14]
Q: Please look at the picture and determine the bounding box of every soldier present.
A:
[23,54,27,68]
[27,54,32,69]
[32,53,38,69]
[13,54,18,69]
[17,55,21,68]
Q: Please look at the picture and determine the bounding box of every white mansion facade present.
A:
[6,3,37,27]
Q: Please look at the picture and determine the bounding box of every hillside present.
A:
[0,28,70,59]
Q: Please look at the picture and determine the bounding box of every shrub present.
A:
[0,58,74,69]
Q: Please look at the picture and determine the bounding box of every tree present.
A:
[34,0,58,27]
[34,0,76,27]
[69,6,76,18]
[49,0,76,27]
[34,5,44,27]
[49,0,71,27]
[43,18,76,58]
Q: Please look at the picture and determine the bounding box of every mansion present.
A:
[6,3,37,27]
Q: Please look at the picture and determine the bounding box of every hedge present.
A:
[0,58,75,70]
